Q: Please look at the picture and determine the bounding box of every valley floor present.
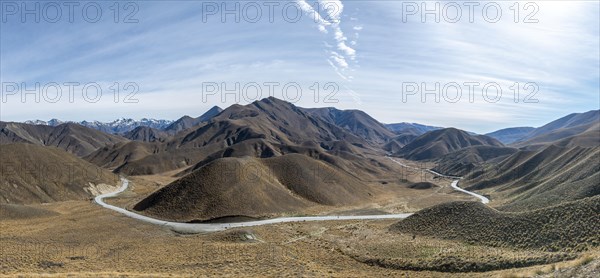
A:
[1,199,598,277]
[1,157,597,277]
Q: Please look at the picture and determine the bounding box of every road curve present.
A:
[96,159,489,233]
[449,180,489,204]
[95,178,412,233]
[388,157,489,204]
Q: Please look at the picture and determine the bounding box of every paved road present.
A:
[95,178,412,233]
[387,157,489,203]
[449,180,490,204]
[95,159,489,233]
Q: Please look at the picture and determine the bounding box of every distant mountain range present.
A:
[25,118,174,134]
[14,104,599,157]
[304,107,395,145]
[22,106,224,135]
[484,127,535,144]
[385,122,442,136]
[0,121,127,156]
[485,110,599,147]
[163,106,223,134]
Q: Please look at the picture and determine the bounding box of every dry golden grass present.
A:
[0,144,119,204]
[465,145,600,211]
[2,150,595,276]
[130,153,476,222]
[0,165,500,277]
[392,197,600,252]
[334,221,576,273]
[0,200,425,277]
[497,250,600,278]
[1,199,598,277]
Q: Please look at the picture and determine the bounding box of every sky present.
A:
[1,0,599,133]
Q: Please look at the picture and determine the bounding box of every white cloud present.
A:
[317,25,328,33]
[297,0,359,80]
[319,0,343,22]
[337,41,356,59]
[330,51,348,68]
[296,0,331,31]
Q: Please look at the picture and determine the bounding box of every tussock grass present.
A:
[336,227,576,273]
[391,196,600,252]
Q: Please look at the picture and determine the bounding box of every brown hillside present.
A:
[465,145,600,211]
[0,144,118,204]
[87,97,379,176]
[391,197,600,252]
[123,126,169,142]
[383,134,419,153]
[176,138,395,188]
[0,122,127,156]
[513,110,599,148]
[133,154,376,221]
[0,203,59,219]
[396,128,504,160]
[163,106,222,134]
[432,145,519,176]
[303,107,395,145]
[84,141,162,169]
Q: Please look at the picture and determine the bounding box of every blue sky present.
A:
[1,0,599,133]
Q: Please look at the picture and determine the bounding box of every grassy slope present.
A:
[391,196,600,252]
[465,145,600,211]
[0,143,118,204]
[133,154,376,221]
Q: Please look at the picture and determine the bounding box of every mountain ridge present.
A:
[25,118,174,134]
[394,127,504,160]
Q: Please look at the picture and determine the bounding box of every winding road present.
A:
[387,158,489,204]
[95,158,489,233]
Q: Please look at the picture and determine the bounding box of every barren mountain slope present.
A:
[133,154,377,221]
[395,128,504,160]
[431,145,519,176]
[87,97,379,176]
[0,144,118,204]
[485,127,535,144]
[0,122,127,156]
[123,126,169,142]
[513,110,599,148]
[465,145,600,211]
[392,197,600,252]
[163,106,223,134]
[304,107,395,144]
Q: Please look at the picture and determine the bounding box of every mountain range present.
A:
[2,98,598,224]
[385,122,442,135]
[394,128,504,160]
[22,107,599,150]
[25,118,174,134]
[22,106,224,135]
[484,110,599,147]
[0,121,127,156]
